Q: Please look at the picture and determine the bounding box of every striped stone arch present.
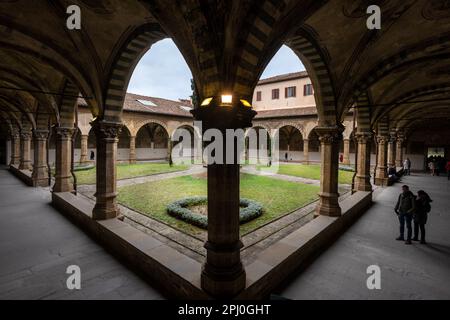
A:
[245,125,272,139]
[58,80,79,128]
[354,92,372,134]
[371,84,450,126]
[34,105,50,131]
[231,0,288,99]
[273,122,305,139]
[376,117,390,137]
[134,119,169,137]
[171,123,200,139]
[303,121,319,140]
[102,23,167,123]
[285,27,338,126]
[349,34,450,114]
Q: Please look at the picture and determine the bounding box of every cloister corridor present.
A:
[1,166,449,299]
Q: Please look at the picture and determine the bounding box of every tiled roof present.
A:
[254,107,318,119]
[257,71,309,85]
[78,93,193,117]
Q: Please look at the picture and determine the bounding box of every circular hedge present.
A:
[166,196,263,229]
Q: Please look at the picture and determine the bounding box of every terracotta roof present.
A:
[257,71,309,85]
[78,93,193,118]
[254,107,318,119]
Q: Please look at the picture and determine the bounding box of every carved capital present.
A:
[55,127,75,139]
[33,129,49,140]
[91,120,122,140]
[376,135,388,144]
[20,131,31,140]
[355,132,373,144]
[315,126,344,144]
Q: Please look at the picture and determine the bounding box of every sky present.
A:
[127,39,305,101]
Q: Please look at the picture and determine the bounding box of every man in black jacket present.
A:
[394,185,416,244]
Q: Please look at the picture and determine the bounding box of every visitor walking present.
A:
[90,150,95,161]
[394,185,416,244]
[412,190,432,244]
[403,158,411,175]
[428,159,436,176]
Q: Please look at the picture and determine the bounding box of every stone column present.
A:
[202,142,245,297]
[387,133,396,167]
[375,135,388,186]
[315,126,343,217]
[32,130,49,187]
[191,101,255,298]
[92,120,122,220]
[395,135,404,167]
[129,136,136,164]
[9,132,21,167]
[355,132,373,192]
[303,139,309,164]
[80,135,88,163]
[53,127,75,193]
[19,131,32,171]
[342,139,350,165]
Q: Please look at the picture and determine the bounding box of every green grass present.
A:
[75,162,189,185]
[259,164,354,185]
[117,173,320,236]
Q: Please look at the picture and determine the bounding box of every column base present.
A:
[374,177,388,186]
[33,177,50,187]
[201,240,246,298]
[355,176,372,192]
[53,175,74,193]
[92,198,119,220]
[316,192,341,217]
[19,161,32,171]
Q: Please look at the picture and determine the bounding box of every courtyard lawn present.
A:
[260,164,354,185]
[75,162,189,185]
[117,173,320,236]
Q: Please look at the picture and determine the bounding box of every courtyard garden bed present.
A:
[166,196,263,229]
[117,173,320,236]
[74,162,189,185]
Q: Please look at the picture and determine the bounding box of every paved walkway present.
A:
[0,167,163,300]
[279,173,450,299]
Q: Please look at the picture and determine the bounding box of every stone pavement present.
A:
[279,174,450,299]
[0,166,163,300]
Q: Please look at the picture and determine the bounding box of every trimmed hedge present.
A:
[167,196,263,229]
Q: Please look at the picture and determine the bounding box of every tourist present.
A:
[428,159,436,176]
[90,150,95,161]
[412,190,432,244]
[403,158,411,175]
[394,185,416,244]
[388,165,399,183]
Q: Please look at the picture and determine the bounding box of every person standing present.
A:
[403,158,411,175]
[395,185,416,244]
[413,190,432,244]
[428,159,436,176]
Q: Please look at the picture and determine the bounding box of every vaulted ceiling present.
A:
[0,0,449,136]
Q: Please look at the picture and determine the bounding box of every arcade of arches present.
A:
[1,1,450,299]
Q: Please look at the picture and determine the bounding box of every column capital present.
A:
[91,119,123,140]
[315,125,344,144]
[355,132,373,144]
[55,126,75,138]
[376,135,388,144]
[20,131,31,140]
[33,129,49,140]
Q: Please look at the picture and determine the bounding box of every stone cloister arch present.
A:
[1,0,450,300]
